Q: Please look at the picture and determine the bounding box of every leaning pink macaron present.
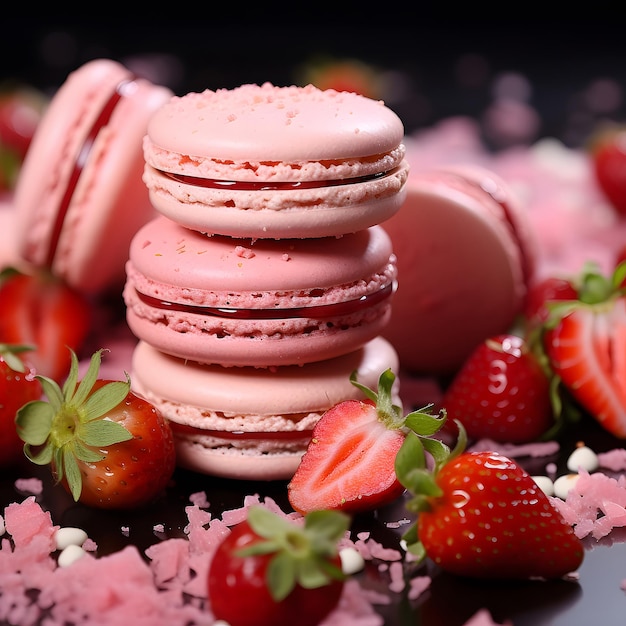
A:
[124,215,397,367]
[130,336,400,480]
[142,82,409,239]
[383,164,537,376]
[13,59,172,296]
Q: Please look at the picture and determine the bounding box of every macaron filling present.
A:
[161,167,395,191]
[46,76,137,267]
[133,280,395,320]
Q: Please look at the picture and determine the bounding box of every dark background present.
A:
[3,17,626,146]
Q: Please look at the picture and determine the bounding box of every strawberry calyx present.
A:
[15,348,133,501]
[0,342,37,374]
[351,367,448,435]
[394,420,467,562]
[237,505,349,602]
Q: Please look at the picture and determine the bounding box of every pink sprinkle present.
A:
[14,478,43,495]
[407,575,431,600]
[462,608,513,625]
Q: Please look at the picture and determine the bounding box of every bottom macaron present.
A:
[130,336,400,480]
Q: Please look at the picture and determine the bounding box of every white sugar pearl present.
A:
[0,515,5,536]
[532,475,555,496]
[553,473,580,499]
[339,547,365,575]
[55,527,88,550]
[567,445,599,473]
[57,544,86,568]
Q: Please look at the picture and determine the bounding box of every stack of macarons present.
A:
[123,82,409,480]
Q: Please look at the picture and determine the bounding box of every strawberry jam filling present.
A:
[162,169,391,191]
[135,281,394,320]
[171,422,313,442]
[47,77,135,266]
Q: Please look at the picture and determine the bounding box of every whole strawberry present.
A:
[15,348,176,509]
[0,268,92,381]
[396,433,584,579]
[590,126,626,215]
[543,261,626,438]
[288,369,445,514]
[442,334,554,443]
[0,344,42,468]
[208,505,348,626]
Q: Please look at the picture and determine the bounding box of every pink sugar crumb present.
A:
[4,496,57,549]
[598,448,626,471]
[469,439,559,458]
[14,477,43,495]
[189,490,209,508]
[234,245,255,258]
[407,575,431,601]
[550,470,626,539]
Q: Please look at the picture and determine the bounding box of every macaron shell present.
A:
[383,167,535,375]
[146,83,405,164]
[143,161,408,239]
[124,216,397,366]
[14,59,172,295]
[130,337,400,480]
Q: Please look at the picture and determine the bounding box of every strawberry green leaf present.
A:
[70,350,100,406]
[63,449,83,501]
[38,376,64,411]
[268,551,297,601]
[24,441,53,465]
[404,406,446,436]
[72,439,107,463]
[83,381,131,422]
[80,419,133,447]
[16,400,54,445]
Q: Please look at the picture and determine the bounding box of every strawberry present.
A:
[396,432,585,579]
[590,126,626,215]
[441,333,554,443]
[15,348,176,509]
[208,505,348,626]
[542,261,626,438]
[0,267,92,382]
[0,343,42,467]
[524,275,578,327]
[287,369,446,514]
[0,87,45,191]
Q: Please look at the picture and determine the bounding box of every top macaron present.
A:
[142,82,409,239]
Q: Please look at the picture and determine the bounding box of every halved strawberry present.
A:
[396,432,584,579]
[287,369,445,514]
[441,333,554,443]
[0,267,92,381]
[543,262,626,438]
[15,348,176,509]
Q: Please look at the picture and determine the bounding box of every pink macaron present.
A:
[124,215,397,367]
[382,164,537,376]
[130,336,400,480]
[142,82,409,239]
[13,59,172,296]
